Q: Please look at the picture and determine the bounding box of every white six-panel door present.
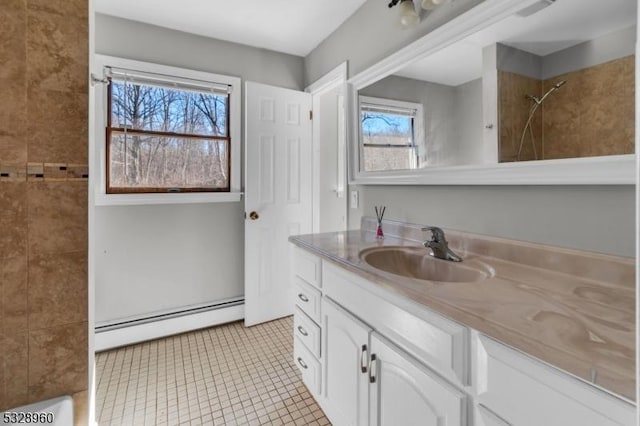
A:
[244,81,312,326]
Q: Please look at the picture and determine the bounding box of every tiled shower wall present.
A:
[499,55,635,162]
[0,0,88,414]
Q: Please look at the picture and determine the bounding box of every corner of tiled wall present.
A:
[499,56,635,162]
[0,0,89,418]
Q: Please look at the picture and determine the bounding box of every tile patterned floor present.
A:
[95,317,330,425]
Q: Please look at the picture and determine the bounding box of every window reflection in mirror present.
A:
[355,0,636,173]
[359,75,483,171]
[359,96,423,171]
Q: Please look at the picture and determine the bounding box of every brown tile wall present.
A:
[0,0,88,416]
[543,56,635,159]
[499,56,635,162]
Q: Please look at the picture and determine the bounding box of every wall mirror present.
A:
[349,0,637,184]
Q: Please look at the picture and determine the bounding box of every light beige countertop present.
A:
[289,219,635,402]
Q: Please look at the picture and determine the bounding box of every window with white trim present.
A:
[103,63,238,195]
[359,96,423,172]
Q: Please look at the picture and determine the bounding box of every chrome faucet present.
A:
[422,226,462,262]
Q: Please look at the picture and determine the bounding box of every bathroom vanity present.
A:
[289,219,635,426]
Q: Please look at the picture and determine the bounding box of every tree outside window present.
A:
[107,74,231,193]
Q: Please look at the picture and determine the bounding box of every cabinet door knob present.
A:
[297,325,308,337]
[369,354,377,383]
[249,211,259,220]
[360,345,368,373]
[297,357,308,369]
[297,293,309,303]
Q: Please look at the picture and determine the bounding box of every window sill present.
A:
[94,191,243,206]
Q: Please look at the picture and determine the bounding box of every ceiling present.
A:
[94,0,367,57]
[396,0,636,86]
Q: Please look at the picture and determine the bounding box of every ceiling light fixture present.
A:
[398,0,420,28]
[388,0,450,29]
[421,0,450,10]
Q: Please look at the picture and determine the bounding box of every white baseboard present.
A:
[95,304,244,351]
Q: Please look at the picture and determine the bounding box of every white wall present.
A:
[94,14,305,323]
[305,0,635,257]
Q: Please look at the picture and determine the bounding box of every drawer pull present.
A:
[297,357,308,369]
[369,354,377,383]
[297,325,309,337]
[298,293,309,303]
[360,344,368,373]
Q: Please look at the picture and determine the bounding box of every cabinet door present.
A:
[322,298,371,426]
[476,335,635,426]
[369,333,466,426]
[476,405,511,426]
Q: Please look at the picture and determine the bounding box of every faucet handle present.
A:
[421,226,446,242]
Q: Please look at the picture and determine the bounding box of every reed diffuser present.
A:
[374,206,386,239]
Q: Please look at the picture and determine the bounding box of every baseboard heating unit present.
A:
[94,298,244,351]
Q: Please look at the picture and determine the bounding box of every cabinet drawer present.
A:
[476,335,635,426]
[294,307,321,358]
[294,336,321,396]
[294,247,322,288]
[294,277,321,323]
[323,262,468,386]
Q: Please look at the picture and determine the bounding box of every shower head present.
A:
[526,79,567,105]
[553,80,567,89]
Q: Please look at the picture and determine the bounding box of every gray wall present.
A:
[96,14,305,90]
[306,0,635,257]
[453,78,484,165]
[94,204,243,323]
[497,43,542,79]
[304,0,484,84]
[542,25,636,79]
[94,14,305,323]
[356,186,635,257]
[497,26,636,80]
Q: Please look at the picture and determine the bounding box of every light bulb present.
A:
[422,0,448,10]
[399,0,419,28]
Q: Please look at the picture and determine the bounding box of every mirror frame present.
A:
[347,0,636,185]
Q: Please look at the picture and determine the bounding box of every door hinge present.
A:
[309,110,313,120]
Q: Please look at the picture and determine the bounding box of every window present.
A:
[359,96,423,172]
[105,67,233,194]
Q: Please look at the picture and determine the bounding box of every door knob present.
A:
[249,211,259,220]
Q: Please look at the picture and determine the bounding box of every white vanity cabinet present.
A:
[290,245,636,426]
[320,298,466,426]
[320,261,469,426]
